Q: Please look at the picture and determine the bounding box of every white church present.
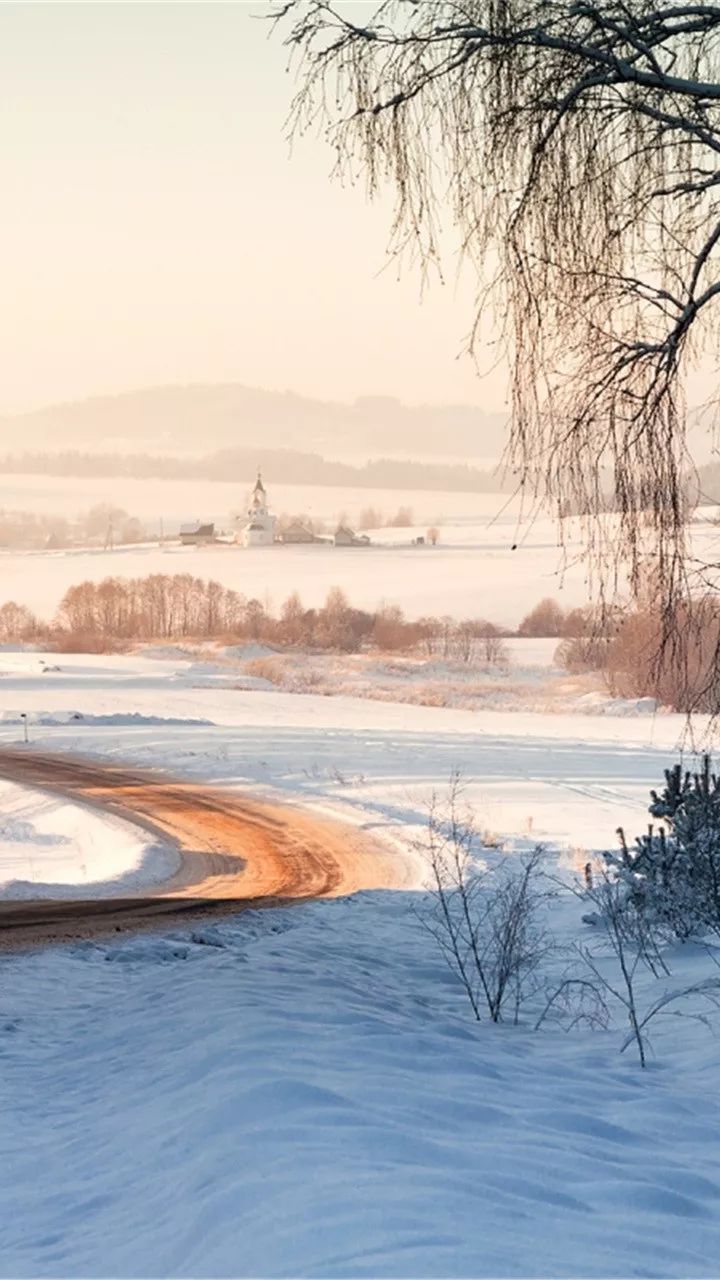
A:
[238,472,277,548]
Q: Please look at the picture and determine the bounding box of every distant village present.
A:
[0,472,436,552]
[179,472,427,549]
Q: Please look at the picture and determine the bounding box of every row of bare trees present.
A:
[0,578,587,657]
[0,504,148,551]
[4,572,720,707]
[59,574,244,642]
[255,589,510,660]
[0,575,511,659]
[357,505,415,530]
[518,598,604,639]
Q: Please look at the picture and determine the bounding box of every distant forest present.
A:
[0,449,508,494]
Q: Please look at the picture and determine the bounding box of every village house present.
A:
[280,520,317,545]
[180,521,215,546]
[334,524,370,548]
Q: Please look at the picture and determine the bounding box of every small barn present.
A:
[334,525,370,547]
[180,521,215,546]
[281,521,316,545]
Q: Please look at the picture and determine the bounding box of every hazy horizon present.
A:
[0,2,501,417]
[1,3,714,425]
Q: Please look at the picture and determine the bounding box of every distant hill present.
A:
[0,384,507,461]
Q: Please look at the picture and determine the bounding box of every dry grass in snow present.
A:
[242,650,646,715]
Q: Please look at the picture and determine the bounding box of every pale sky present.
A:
[0,1,499,414]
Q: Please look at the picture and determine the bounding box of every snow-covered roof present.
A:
[180,521,214,536]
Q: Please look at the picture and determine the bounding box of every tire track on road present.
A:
[0,749,409,948]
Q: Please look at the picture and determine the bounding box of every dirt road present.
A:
[0,749,409,947]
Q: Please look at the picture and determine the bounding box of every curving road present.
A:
[0,749,409,947]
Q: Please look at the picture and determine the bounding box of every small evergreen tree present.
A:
[605,756,720,939]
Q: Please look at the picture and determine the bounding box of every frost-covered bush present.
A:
[604,599,720,712]
[420,777,554,1023]
[605,756,720,939]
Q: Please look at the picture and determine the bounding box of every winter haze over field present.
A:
[1,471,720,629]
[0,483,580,628]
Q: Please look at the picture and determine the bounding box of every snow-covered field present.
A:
[1,474,719,630]
[0,532,589,627]
[0,476,595,629]
[0,527,581,629]
[2,652,720,1276]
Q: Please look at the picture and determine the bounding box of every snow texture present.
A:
[0,778,178,898]
[1,652,720,1276]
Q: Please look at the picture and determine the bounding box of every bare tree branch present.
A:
[274,0,720,652]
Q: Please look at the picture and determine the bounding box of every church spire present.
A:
[240,468,276,547]
[250,470,267,513]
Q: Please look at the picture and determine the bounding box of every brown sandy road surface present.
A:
[0,748,410,949]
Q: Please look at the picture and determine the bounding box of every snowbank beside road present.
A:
[0,710,214,727]
[0,778,178,898]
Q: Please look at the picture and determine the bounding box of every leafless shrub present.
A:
[329,764,365,787]
[605,597,720,712]
[413,615,510,665]
[554,634,611,675]
[534,977,610,1034]
[244,656,287,685]
[418,775,554,1023]
[480,630,509,668]
[450,619,506,666]
[372,603,424,652]
[416,774,720,1061]
[579,870,720,1066]
[50,628,128,655]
